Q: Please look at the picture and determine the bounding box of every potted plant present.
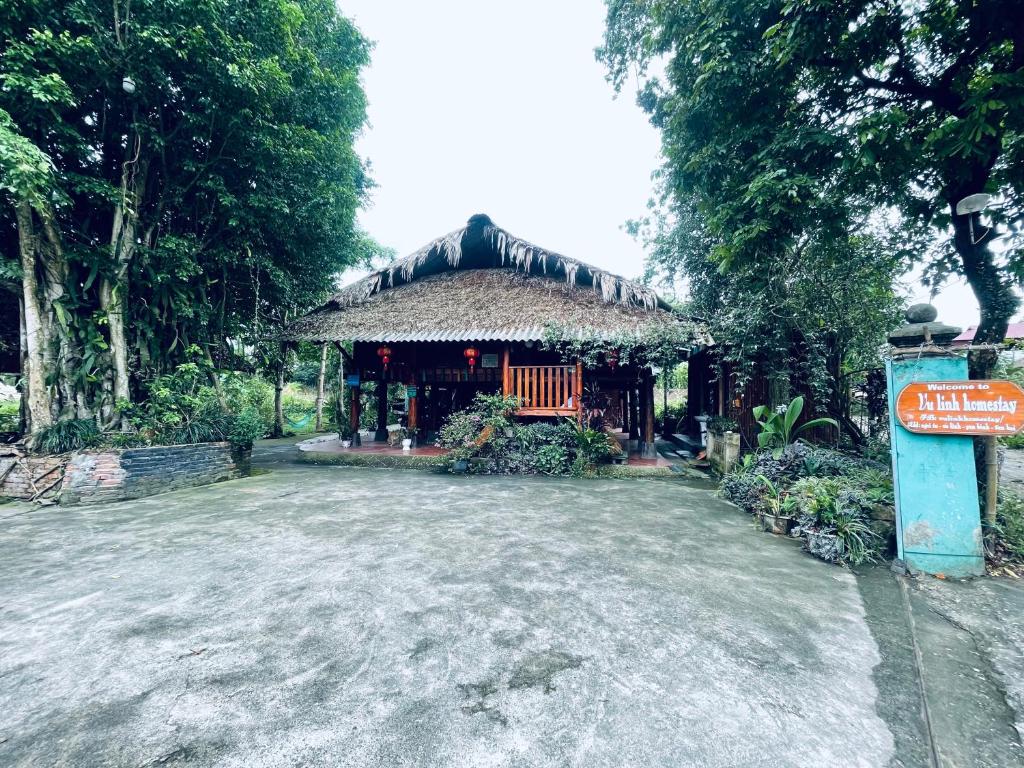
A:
[756,475,797,535]
[401,427,413,451]
[338,422,353,449]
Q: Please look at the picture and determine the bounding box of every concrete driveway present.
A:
[0,441,1019,767]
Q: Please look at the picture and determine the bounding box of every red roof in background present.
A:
[952,322,1024,345]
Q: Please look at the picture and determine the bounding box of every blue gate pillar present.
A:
[885,305,984,577]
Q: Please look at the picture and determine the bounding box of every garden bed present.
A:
[719,442,896,566]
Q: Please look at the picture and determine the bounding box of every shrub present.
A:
[31,418,101,454]
[790,476,880,565]
[123,349,269,447]
[221,373,274,432]
[0,400,19,432]
[435,395,614,475]
[706,415,738,436]
[227,407,266,450]
[993,491,1024,562]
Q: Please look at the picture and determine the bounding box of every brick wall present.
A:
[60,442,250,506]
[0,456,68,500]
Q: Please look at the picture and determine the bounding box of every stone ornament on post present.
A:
[885,304,985,577]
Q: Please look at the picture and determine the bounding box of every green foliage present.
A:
[30,418,100,454]
[435,394,614,475]
[790,477,880,565]
[226,407,265,450]
[0,400,18,432]
[1,0,376,421]
[706,416,738,436]
[122,348,268,447]
[600,0,1022,377]
[720,443,890,564]
[570,420,617,474]
[753,396,838,457]
[221,374,275,433]
[541,322,693,371]
[993,492,1024,563]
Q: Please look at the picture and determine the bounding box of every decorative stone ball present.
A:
[905,303,938,323]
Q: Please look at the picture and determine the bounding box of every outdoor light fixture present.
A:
[463,346,480,371]
[607,349,619,370]
[956,193,992,245]
[122,76,136,94]
[376,345,393,371]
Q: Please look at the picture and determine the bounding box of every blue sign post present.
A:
[886,305,984,577]
[886,357,984,577]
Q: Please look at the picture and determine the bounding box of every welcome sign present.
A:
[895,380,1024,436]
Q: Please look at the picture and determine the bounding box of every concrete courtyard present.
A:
[1,440,1022,767]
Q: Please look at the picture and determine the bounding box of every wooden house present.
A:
[286,214,707,457]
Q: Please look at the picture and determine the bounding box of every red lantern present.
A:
[463,346,480,371]
[607,349,619,370]
[376,345,393,371]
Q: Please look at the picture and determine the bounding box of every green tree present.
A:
[600,0,1023,377]
[1,0,372,431]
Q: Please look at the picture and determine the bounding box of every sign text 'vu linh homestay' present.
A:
[895,380,1024,436]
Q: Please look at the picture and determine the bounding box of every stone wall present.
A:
[60,442,250,506]
[0,455,68,500]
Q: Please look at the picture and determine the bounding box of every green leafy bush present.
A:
[752,396,838,457]
[0,400,19,432]
[790,477,880,565]
[435,394,614,475]
[720,444,890,565]
[123,348,268,447]
[227,407,266,450]
[31,418,102,454]
[993,491,1024,563]
[706,415,738,435]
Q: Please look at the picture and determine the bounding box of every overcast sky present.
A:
[340,0,988,331]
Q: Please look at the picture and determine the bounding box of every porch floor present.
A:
[297,434,671,468]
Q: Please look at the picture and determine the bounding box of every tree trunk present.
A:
[950,205,1018,380]
[103,156,148,414]
[315,342,328,432]
[204,345,227,410]
[273,357,286,438]
[15,202,53,432]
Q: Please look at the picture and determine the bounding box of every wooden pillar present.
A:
[407,347,419,445]
[334,342,345,434]
[349,381,361,447]
[628,379,640,446]
[501,346,511,398]
[314,342,328,432]
[407,385,418,445]
[620,389,629,433]
[575,359,584,426]
[375,378,388,441]
[641,368,657,459]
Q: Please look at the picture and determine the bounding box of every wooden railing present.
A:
[504,363,582,417]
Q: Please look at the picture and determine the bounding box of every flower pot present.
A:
[762,512,795,536]
[401,438,413,450]
[340,440,352,449]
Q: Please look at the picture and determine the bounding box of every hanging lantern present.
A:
[607,349,619,370]
[463,345,480,371]
[376,345,393,371]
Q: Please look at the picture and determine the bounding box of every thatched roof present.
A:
[286,214,708,345]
